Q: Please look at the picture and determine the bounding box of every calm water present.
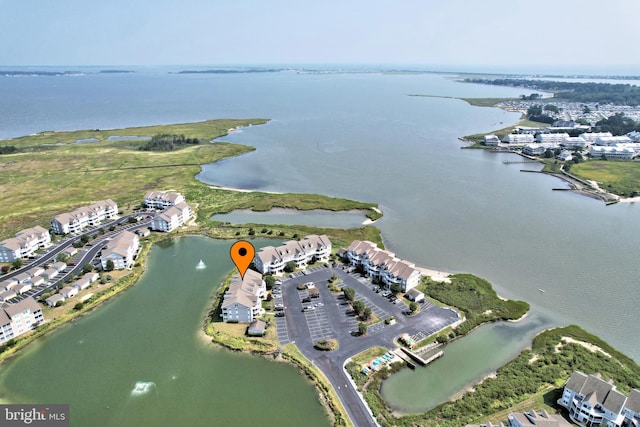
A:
[211,208,368,228]
[1,67,639,415]
[0,237,329,427]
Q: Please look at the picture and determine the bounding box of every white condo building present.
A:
[0,297,44,344]
[561,136,587,149]
[150,202,192,232]
[503,134,535,144]
[253,235,332,275]
[51,199,118,234]
[345,240,421,292]
[589,146,635,160]
[143,191,186,209]
[579,132,613,143]
[0,226,51,262]
[595,136,633,146]
[100,230,140,270]
[558,371,640,427]
[221,270,266,323]
[484,135,500,146]
[536,133,570,144]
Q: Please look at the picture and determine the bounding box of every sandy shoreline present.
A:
[415,266,452,283]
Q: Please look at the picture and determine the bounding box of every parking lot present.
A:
[273,264,461,427]
[274,265,459,347]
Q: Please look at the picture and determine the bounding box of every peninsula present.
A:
[412,75,640,203]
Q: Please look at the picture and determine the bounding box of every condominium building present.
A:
[143,191,185,209]
[150,202,192,232]
[560,136,587,149]
[253,235,332,275]
[0,225,51,262]
[579,132,613,143]
[345,240,421,292]
[221,269,266,323]
[51,199,118,234]
[595,136,633,146]
[100,230,140,270]
[558,371,640,427]
[536,133,570,144]
[502,134,534,144]
[484,134,500,146]
[0,297,44,344]
[589,145,635,160]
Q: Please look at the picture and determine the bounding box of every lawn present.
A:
[570,160,640,197]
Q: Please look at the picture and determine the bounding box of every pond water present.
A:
[211,208,369,228]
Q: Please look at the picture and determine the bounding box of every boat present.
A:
[538,288,545,293]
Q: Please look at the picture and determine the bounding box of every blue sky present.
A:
[2,0,639,73]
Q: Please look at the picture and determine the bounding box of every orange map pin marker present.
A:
[230,240,255,279]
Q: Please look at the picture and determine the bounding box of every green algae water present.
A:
[0,237,329,427]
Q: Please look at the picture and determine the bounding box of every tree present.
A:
[74,302,84,311]
[352,300,365,316]
[409,302,419,313]
[80,234,90,244]
[543,104,559,114]
[527,105,543,117]
[390,283,402,294]
[82,264,93,274]
[284,261,296,273]
[57,253,70,263]
[105,260,115,272]
[11,258,23,270]
[1,265,9,274]
[363,307,372,321]
[543,149,554,159]
[343,287,355,301]
[358,322,368,336]
[264,275,276,290]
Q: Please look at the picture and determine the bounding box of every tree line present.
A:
[139,133,202,151]
[465,78,640,106]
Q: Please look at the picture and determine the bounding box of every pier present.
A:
[400,347,444,367]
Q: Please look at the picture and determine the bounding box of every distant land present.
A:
[0,70,134,77]
[175,68,282,74]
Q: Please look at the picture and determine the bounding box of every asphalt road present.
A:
[3,212,155,304]
[278,266,460,427]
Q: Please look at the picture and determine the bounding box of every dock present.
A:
[400,347,443,366]
[393,348,416,369]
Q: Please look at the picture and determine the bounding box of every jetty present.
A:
[400,347,444,367]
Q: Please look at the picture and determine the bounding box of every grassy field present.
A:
[459,97,519,107]
[421,274,529,336]
[2,118,267,149]
[570,160,640,197]
[0,119,380,237]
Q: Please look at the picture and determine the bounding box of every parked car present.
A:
[302,297,311,303]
